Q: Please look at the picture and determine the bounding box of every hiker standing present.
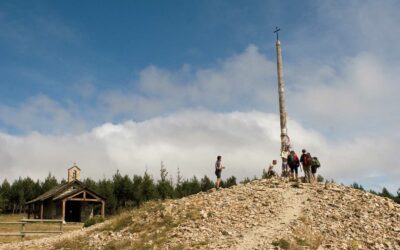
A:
[311,156,321,182]
[300,149,307,168]
[215,155,225,189]
[287,151,300,181]
[280,147,290,177]
[302,152,313,183]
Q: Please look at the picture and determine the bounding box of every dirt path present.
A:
[232,188,309,250]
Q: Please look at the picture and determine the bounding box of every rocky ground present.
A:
[1,178,399,249]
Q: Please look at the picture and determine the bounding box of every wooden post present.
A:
[40,202,44,220]
[59,220,63,232]
[62,200,66,222]
[21,222,25,240]
[101,201,105,218]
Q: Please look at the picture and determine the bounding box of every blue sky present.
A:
[0,1,399,193]
[0,1,342,116]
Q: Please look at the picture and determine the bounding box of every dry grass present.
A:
[52,200,193,249]
[0,214,82,244]
[272,214,324,250]
[3,199,206,249]
[128,201,182,249]
[52,234,91,250]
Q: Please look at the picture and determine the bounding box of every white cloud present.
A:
[0,111,398,192]
[99,45,278,119]
[0,95,86,134]
[286,52,400,134]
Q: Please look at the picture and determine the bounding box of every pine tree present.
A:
[83,178,97,190]
[241,177,251,184]
[157,162,174,200]
[350,182,365,191]
[0,179,11,213]
[132,175,143,207]
[224,176,237,188]
[395,188,400,204]
[41,173,59,193]
[181,176,201,195]
[113,170,133,208]
[0,193,4,214]
[22,177,40,207]
[97,178,116,214]
[379,187,393,199]
[141,171,157,201]
[200,175,214,192]
[175,167,184,198]
[10,178,24,214]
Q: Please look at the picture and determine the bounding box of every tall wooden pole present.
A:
[275,29,290,170]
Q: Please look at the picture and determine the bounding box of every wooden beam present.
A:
[40,203,43,220]
[62,200,66,222]
[61,189,103,201]
[101,201,105,218]
[71,190,84,198]
[68,198,100,202]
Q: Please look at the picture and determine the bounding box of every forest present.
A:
[0,164,237,215]
[0,165,398,216]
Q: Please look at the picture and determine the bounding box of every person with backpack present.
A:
[215,155,225,189]
[311,156,321,182]
[287,150,300,181]
[302,152,313,183]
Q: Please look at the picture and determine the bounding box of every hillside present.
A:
[1,178,399,250]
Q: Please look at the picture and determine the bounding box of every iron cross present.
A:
[274,27,281,41]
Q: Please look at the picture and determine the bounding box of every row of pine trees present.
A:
[0,164,238,215]
[349,182,400,204]
[0,165,398,216]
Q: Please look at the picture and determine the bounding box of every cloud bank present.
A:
[0,111,398,193]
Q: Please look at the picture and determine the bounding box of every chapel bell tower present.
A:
[68,163,81,182]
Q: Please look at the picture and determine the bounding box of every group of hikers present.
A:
[214,149,321,189]
[268,148,321,183]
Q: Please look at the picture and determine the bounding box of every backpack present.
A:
[294,154,300,167]
[287,154,294,166]
[304,153,312,166]
[312,157,321,168]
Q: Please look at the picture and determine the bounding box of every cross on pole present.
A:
[274,27,281,41]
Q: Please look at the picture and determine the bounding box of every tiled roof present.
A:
[25,180,105,204]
